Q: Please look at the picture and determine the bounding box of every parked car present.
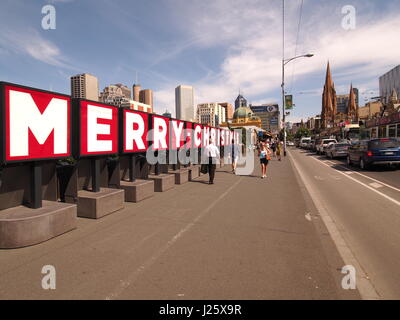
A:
[306,140,315,150]
[287,141,295,147]
[316,138,337,155]
[325,142,350,159]
[347,138,400,170]
[311,139,319,152]
[300,137,311,149]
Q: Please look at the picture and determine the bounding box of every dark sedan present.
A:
[347,138,400,170]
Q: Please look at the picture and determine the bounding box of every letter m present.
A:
[6,88,70,161]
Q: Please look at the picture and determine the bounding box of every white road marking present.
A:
[314,176,324,181]
[326,160,400,193]
[310,156,400,207]
[369,182,383,189]
[288,150,381,300]
[105,176,244,300]
[305,212,312,221]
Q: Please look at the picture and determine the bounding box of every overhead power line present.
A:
[289,0,304,93]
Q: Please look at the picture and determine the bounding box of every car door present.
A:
[349,141,359,161]
[358,141,368,163]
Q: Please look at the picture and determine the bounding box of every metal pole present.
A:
[129,154,136,182]
[30,161,42,209]
[282,0,287,156]
[91,158,100,192]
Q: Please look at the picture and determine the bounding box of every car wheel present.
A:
[347,155,352,166]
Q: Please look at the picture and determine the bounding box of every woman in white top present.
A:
[258,141,271,178]
[203,136,220,184]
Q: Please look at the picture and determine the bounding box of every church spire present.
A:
[348,83,357,121]
[321,60,337,128]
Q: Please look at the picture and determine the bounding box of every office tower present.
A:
[250,104,280,132]
[139,89,153,108]
[218,102,234,121]
[379,65,400,104]
[70,73,99,101]
[175,85,194,121]
[196,103,226,127]
[132,84,141,102]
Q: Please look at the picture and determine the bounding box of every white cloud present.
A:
[0,28,74,69]
[155,1,400,118]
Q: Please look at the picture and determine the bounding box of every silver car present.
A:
[326,142,350,159]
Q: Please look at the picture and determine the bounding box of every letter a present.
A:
[41,265,56,290]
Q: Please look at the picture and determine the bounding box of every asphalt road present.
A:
[289,147,400,299]
[0,154,359,300]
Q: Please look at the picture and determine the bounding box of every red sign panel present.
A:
[79,100,118,156]
[123,109,148,153]
[3,84,71,163]
[193,124,202,148]
[152,115,170,151]
[170,119,185,150]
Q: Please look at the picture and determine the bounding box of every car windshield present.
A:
[369,139,400,149]
[323,140,336,144]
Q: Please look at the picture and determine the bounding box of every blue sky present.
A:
[0,0,399,122]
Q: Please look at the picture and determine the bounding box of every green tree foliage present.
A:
[294,127,311,139]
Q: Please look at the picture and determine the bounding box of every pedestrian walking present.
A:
[276,140,282,161]
[203,135,220,184]
[258,141,271,178]
[271,140,277,157]
[229,139,240,174]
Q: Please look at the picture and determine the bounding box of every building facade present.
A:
[70,73,99,101]
[379,65,400,104]
[175,85,194,121]
[196,103,226,127]
[99,84,130,107]
[358,101,383,120]
[120,99,152,113]
[249,104,280,133]
[218,102,234,121]
[132,84,141,102]
[139,89,153,108]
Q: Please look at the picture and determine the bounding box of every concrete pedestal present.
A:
[148,174,175,192]
[169,168,189,185]
[77,188,124,219]
[188,165,200,181]
[120,179,155,203]
[0,201,77,249]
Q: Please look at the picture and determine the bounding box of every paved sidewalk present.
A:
[0,154,360,299]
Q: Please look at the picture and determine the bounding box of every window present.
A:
[369,139,400,149]
[379,126,387,138]
[388,125,396,138]
[371,127,377,138]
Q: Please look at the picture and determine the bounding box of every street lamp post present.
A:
[281,54,314,156]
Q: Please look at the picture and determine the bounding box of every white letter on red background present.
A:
[6,87,69,161]
[171,120,184,149]
[125,110,147,152]
[87,105,112,152]
[194,124,202,148]
[153,116,168,150]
